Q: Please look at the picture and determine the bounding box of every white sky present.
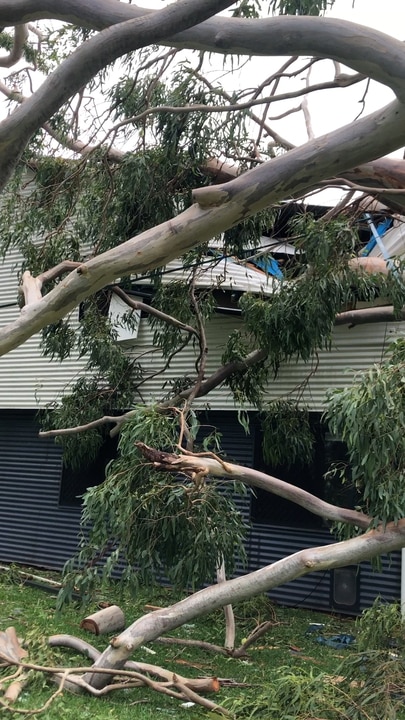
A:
[136,0,403,151]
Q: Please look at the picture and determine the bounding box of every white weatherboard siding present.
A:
[127,314,405,411]
[0,306,88,409]
[0,249,87,409]
[0,234,403,409]
[0,173,89,408]
[264,321,404,408]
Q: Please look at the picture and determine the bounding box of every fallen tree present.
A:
[2,0,405,710]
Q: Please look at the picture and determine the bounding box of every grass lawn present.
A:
[0,567,402,718]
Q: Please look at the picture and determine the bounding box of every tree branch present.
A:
[111,286,199,338]
[38,348,268,439]
[109,74,364,134]
[3,7,405,98]
[0,0,236,187]
[136,442,371,529]
[335,305,405,326]
[0,24,28,67]
[82,518,405,689]
[3,95,404,359]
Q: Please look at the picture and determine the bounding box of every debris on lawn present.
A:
[315,633,356,649]
[0,627,29,705]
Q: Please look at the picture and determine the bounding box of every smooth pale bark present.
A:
[0,24,28,67]
[204,156,405,215]
[1,13,405,189]
[80,606,125,636]
[82,519,405,689]
[335,306,405,326]
[49,635,221,696]
[3,5,405,97]
[344,157,405,214]
[135,444,370,529]
[2,98,405,358]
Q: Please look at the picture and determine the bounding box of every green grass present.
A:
[0,566,391,718]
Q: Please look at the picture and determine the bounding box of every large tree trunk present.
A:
[80,520,405,690]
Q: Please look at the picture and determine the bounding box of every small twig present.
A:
[111,286,198,337]
[232,620,280,658]
[301,63,315,141]
[0,670,68,716]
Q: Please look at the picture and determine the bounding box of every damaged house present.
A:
[0,179,404,614]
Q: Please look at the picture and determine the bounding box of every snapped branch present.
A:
[135,441,371,529]
[82,519,405,689]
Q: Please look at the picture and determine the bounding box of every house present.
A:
[0,191,404,613]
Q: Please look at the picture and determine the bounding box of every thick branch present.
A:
[335,305,405,326]
[0,24,28,67]
[20,262,82,306]
[38,348,268,439]
[343,157,405,214]
[0,0,236,186]
[4,98,405,358]
[3,7,405,97]
[136,443,370,529]
[82,519,405,689]
[202,155,405,214]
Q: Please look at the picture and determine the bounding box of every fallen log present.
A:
[80,606,125,635]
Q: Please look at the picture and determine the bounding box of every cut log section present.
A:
[0,627,28,663]
[80,606,125,635]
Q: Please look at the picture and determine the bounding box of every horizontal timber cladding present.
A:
[128,314,405,412]
[0,409,81,568]
[0,306,88,410]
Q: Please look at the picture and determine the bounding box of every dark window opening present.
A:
[251,413,359,528]
[59,434,118,506]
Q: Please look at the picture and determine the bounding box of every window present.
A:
[59,434,118,506]
[251,413,358,528]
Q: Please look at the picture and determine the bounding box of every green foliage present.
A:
[149,281,216,359]
[223,208,276,258]
[232,0,262,17]
[237,216,405,376]
[41,297,139,470]
[227,665,347,718]
[270,0,335,14]
[221,330,269,407]
[260,401,314,467]
[356,598,405,652]
[41,378,115,472]
[226,601,405,719]
[326,338,405,525]
[58,406,247,607]
[40,320,76,361]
